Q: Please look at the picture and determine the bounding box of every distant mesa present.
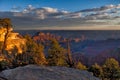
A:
[33,32,64,42]
[33,32,85,43]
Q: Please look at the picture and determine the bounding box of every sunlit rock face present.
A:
[0,27,7,41]
[0,27,26,53]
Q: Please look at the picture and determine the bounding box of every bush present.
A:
[0,60,9,71]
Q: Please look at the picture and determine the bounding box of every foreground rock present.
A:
[0,65,100,80]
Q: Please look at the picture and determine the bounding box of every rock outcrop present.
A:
[0,27,26,53]
[0,65,100,80]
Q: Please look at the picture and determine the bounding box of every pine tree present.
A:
[0,18,12,54]
[47,39,67,66]
[88,63,103,78]
[0,18,12,60]
[66,39,74,67]
[33,44,47,65]
[23,34,47,65]
[0,42,3,52]
[75,61,87,70]
[103,58,120,80]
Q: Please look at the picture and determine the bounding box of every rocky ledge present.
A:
[0,65,100,80]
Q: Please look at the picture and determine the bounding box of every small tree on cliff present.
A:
[75,61,87,70]
[24,34,47,65]
[103,58,120,80]
[88,63,103,78]
[33,43,47,65]
[47,39,67,66]
[0,18,12,54]
[0,42,3,51]
[66,39,74,67]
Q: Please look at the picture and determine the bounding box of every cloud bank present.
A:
[0,4,120,30]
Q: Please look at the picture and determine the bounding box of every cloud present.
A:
[27,5,35,10]
[13,6,70,19]
[11,6,22,12]
[84,12,111,20]
[79,4,120,12]
[0,4,120,30]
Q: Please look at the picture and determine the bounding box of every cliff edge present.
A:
[0,65,100,80]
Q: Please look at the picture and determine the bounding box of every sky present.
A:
[0,0,119,11]
[0,0,120,30]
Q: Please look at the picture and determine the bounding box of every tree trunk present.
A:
[66,39,74,67]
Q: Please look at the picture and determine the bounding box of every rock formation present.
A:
[0,65,100,80]
[0,27,26,54]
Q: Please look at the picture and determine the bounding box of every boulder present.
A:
[0,65,100,80]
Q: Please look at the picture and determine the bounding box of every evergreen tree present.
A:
[23,34,47,65]
[0,42,3,52]
[75,61,87,70]
[103,58,120,80]
[0,18,12,60]
[88,63,103,78]
[0,18,12,54]
[66,39,74,67]
[47,39,67,66]
[33,44,47,65]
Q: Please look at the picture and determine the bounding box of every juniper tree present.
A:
[47,39,67,66]
[22,34,47,65]
[103,58,120,80]
[0,18,12,54]
[88,63,103,78]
